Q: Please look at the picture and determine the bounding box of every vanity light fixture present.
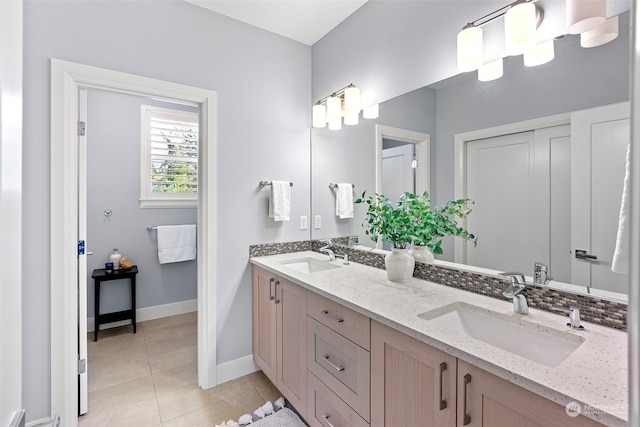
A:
[580,15,619,48]
[312,84,379,130]
[566,0,606,34]
[478,58,504,81]
[524,39,555,66]
[457,24,483,72]
[504,1,537,56]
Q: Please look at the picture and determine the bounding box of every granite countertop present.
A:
[250,251,629,426]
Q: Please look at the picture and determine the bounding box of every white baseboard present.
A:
[216,355,260,385]
[88,299,197,332]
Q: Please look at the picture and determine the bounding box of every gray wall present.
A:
[23,0,310,421]
[311,86,436,242]
[86,89,198,318]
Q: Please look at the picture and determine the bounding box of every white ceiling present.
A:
[185,0,368,45]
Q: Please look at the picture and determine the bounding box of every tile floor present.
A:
[79,312,281,426]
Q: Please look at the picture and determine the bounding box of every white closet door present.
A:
[382,144,415,203]
[466,131,536,273]
[571,102,630,293]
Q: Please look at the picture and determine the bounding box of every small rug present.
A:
[216,399,306,427]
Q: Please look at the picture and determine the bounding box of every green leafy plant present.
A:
[355,191,477,254]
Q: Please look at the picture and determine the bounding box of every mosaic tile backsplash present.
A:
[250,239,627,331]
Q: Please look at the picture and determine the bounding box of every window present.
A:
[140,105,199,208]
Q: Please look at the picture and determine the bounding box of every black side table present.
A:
[91,266,138,342]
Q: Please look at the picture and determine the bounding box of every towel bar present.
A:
[146,225,197,231]
[329,183,355,189]
[259,180,293,188]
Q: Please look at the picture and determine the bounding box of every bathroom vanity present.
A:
[251,251,628,426]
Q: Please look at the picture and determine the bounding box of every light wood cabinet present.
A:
[457,359,603,427]
[252,266,307,417]
[371,320,457,427]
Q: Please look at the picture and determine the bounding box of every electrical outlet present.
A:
[300,215,308,230]
[314,215,322,229]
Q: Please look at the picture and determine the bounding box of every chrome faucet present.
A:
[335,253,350,265]
[552,306,583,329]
[533,262,553,285]
[500,272,529,315]
[319,239,335,261]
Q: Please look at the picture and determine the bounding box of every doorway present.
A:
[51,59,218,426]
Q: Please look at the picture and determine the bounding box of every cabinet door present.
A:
[371,320,456,427]
[457,360,604,427]
[252,266,277,382]
[277,276,308,417]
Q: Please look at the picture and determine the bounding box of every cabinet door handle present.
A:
[439,362,447,410]
[269,278,275,301]
[323,354,345,372]
[321,309,344,323]
[321,414,336,427]
[463,373,472,425]
[274,280,280,304]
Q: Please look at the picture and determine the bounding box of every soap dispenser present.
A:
[109,248,122,270]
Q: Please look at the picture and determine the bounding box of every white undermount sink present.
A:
[419,302,585,367]
[280,258,340,274]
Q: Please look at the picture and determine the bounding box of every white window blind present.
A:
[141,105,199,208]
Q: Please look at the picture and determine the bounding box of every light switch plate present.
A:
[300,216,308,230]
[314,215,322,229]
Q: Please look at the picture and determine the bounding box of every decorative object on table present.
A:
[402,191,477,264]
[355,191,476,280]
[104,262,113,274]
[119,255,133,269]
[109,248,122,270]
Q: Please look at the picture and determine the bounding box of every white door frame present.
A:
[50,59,217,426]
[375,124,430,197]
[0,0,23,425]
[453,112,570,264]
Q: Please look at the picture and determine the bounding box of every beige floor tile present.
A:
[143,320,197,342]
[88,325,146,352]
[156,383,222,422]
[87,375,156,416]
[142,312,196,332]
[89,341,148,366]
[145,331,197,356]
[148,345,197,373]
[152,361,198,395]
[79,397,161,427]
[160,399,244,427]
[208,375,268,411]
[88,355,151,392]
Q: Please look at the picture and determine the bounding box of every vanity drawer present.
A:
[308,317,370,421]
[307,372,369,427]
[307,291,370,350]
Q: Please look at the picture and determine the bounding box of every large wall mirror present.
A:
[310,11,630,302]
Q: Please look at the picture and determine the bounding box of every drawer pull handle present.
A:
[439,362,447,410]
[321,414,336,427]
[463,373,472,425]
[269,278,275,301]
[274,280,280,304]
[323,354,345,372]
[321,309,344,323]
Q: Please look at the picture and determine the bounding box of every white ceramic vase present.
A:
[385,248,416,282]
[409,245,435,264]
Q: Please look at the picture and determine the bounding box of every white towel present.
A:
[612,144,631,273]
[157,224,197,264]
[268,181,291,221]
[335,183,354,219]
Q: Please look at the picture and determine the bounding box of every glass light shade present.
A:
[566,0,606,34]
[312,104,326,128]
[457,26,483,72]
[344,86,361,114]
[505,2,537,56]
[326,96,342,120]
[581,16,619,48]
[478,59,503,81]
[328,116,342,131]
[344,111,359,126]
[524,39,555,67]
[363,103,379,119]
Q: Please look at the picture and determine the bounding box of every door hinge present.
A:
[77,120,86,136]
[78,358,87,375]
[78,240,85,255]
